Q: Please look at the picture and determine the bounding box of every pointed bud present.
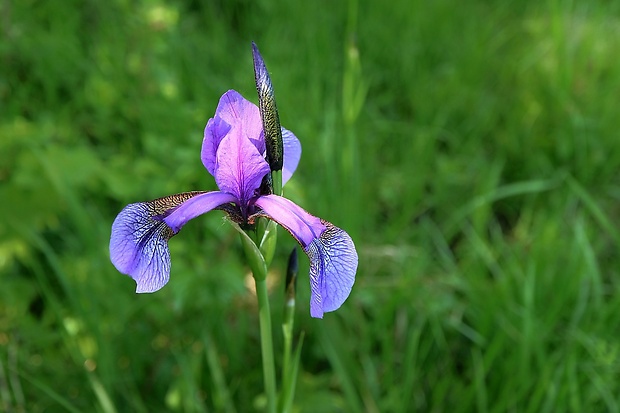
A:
[252,42,284,175]
[285,247,298,302]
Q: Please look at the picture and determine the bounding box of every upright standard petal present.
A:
[253,195,358,318]
[202,90,301,185]
[282,127,301,186]
[214,126,270,209]
[202,116,232,176]
[208,90,264,153]
[110,191,208,293]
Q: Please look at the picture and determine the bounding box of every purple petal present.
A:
[110,191,210,293]
[202,116,232,176]
[202,91,264,175]
[254,195,324,246]
[214,91,263,141]
[163,191,237,232]
[305,223,357,318]
[282,127,301,185]
[202,90,301,184]
[253,195,358,318]
[214,126,270,208]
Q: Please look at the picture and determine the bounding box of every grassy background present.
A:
[2,0,620,411]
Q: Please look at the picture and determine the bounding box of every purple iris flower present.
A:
[110,54,357,318]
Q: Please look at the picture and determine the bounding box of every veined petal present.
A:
[282,127,301,185]
[163,191,237,232]
[215,90,263,142]
[253,195,358,318]
[202,90,265,175]
[202,90,301,184]
[214,126,270,208]
[306,224,357,318]
[202,116,232,176]
[219,90,264,147]
[110,191,210,293]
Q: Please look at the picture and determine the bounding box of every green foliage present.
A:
[2,0,620,411]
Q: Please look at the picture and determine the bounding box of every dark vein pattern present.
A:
[305,220,358,318]
[109,191,206,292]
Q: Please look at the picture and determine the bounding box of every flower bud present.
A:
[285,247,298,302]
[252,42,284,177]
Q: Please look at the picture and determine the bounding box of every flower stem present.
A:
[279,296,295,412]
[272,169,282,196]
[278,248,299,413]
[255,277,277,413]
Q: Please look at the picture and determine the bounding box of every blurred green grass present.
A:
[2,0,620,411]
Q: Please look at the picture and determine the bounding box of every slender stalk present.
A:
[255,277,277,413]
[279,248,299,413]
[279,298,295,412]
[232,221,278,411]
[272,169,283,196]
[282,299,294,381]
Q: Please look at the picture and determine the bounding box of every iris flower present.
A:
[110,46,357,318]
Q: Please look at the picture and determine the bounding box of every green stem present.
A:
[255,278,277,413]
[279,298,295,412]
[272,169,282,196]
[282,299,294,377]
[279,248,299,413]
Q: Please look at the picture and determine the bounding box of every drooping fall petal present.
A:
[253,195,358,318]
[163,191,237,232]
[110,191,234,292]
[305,223,357,318]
